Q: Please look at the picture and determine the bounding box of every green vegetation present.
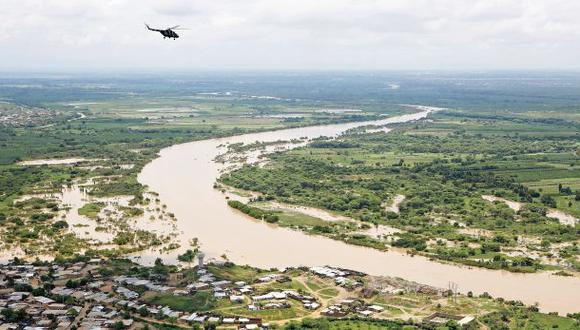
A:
[225,300,310,321]
[481,305,579,329]
[221,111,580,273]
[317,287,339,298]
[119,205,144,217]
[78,202,104,219]
[282,318,423,329]
[207,263,268,283]
[280,309,580,330]
[144,292,215,312]
[228,200,280,223]
[177,249,197,263]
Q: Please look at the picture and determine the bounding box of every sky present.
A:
[1,0,580,71]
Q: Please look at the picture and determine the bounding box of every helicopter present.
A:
[145,23,187,39]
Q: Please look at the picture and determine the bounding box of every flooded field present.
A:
[260,202,352,222]
[138,107,580,314]
[482,195,578,226]
[384,195,406,214]
[17,158,97,166]
[0,179,177,261]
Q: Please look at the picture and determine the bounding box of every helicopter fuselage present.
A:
[146,24,180,39]
[159,29,179,39]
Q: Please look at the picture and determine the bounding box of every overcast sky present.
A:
[1,0,580,71]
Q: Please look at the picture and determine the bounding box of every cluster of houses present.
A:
[179,313,263,329]
[81,305,134,329]
[180,267,322,316]
[309,266,363,288]
[321,298,385,318]
[0,104,62,128]
[0,258,471,330]
[250,289,320,311]
[0,260,278,329]
[114,276,172,293]
[113,268,270,328]
[0,263,89,329]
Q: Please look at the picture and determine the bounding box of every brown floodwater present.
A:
[137,107,580,314]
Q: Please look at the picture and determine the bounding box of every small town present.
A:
[2,251,558,330]
[0,103,75,128]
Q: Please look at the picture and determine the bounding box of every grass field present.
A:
[144,292,216,312]
[207,264,269,283]
[77,203,103,219]
[224,300,310,321]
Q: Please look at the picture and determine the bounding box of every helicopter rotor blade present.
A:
[167,25,180,30]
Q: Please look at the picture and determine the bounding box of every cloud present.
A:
[1,0,579,70]
[154,1,202,17]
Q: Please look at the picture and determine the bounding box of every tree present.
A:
[178,249,197,263]
[67,308,79,317]
[1,308,28,322]
[112,321,125,330]
[203,322,216,330]
[152,258,169,276]
[138,306,149,317]
[540,195,557,208]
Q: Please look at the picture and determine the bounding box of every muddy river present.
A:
[138,107,580,314]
